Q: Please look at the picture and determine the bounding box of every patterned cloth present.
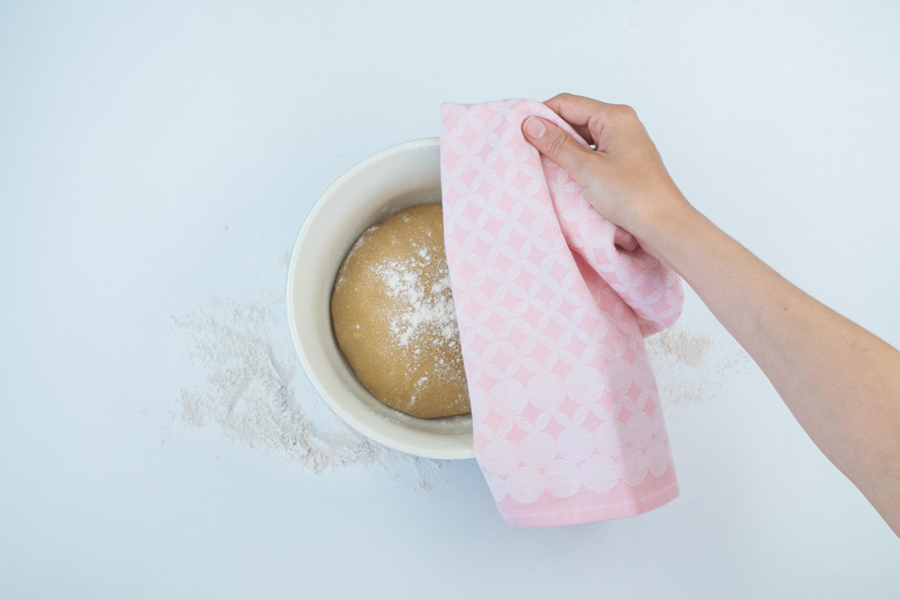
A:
[439,99,685,527]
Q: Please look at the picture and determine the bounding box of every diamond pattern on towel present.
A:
[440,99,684,527]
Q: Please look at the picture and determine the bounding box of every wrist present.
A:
[625,191,700,265]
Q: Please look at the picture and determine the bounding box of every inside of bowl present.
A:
[291,139,474,457]
[323,190,475,436]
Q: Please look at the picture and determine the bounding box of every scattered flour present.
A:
[172,295,451,492]
[645,326,751,426]
[646,327,712,368]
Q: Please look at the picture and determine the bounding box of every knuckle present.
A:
[616,104,637,118]
[547,92,578,107]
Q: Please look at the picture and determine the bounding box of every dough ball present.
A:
[331,202,470,419]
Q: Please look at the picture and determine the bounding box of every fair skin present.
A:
[522,93,900,536]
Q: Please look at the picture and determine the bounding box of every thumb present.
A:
[522,115,594,178]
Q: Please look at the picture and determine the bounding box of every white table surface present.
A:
[2,1,898,597]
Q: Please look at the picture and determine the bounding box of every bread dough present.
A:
[331,202,470,419]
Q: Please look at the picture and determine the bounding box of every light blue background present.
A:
[1,1,898,598]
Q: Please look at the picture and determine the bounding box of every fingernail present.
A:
[523,116,546,140]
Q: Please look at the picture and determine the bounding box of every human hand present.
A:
[522,93,690,257]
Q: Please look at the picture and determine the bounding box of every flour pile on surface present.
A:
[645,326,751,426]
[172,296,450,492]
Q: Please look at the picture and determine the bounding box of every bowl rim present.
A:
[285,137,476,460]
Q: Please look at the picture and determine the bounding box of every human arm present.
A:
[522,93,900,535]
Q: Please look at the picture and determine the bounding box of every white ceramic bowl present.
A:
[286,138,475,460]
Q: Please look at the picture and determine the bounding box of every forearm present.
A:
[637,198,900,534]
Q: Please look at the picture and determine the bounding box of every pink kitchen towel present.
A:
[439,99,685,527]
